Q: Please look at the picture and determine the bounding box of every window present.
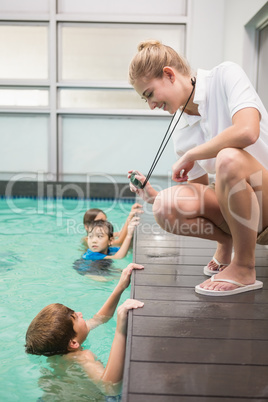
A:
[0,24,48,80]
[0,88,49,107]
[0,0,188,182]
[58,23,185,111]
[59,23,185,83]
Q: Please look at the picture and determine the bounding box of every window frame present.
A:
[0,0,190,181]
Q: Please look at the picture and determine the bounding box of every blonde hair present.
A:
[129,40,191,85]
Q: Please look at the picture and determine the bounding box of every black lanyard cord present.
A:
[141,77,196,189]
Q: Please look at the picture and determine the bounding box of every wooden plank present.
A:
[134,273,203,287]
[133,263,268,277]
[128,362,268,398]
[135,253,268,266]
[132,316,268,340]
[128,395,267,402]
[135,246,218,256]
[134,274,268,290]
[134,264,203,275]
[134,285,268,303]
[131,336,268,365]
[136,232,217,245]
[135,254,218,265]
[136,244,268,263]
[133,299,268,320]
[136,238,217,247]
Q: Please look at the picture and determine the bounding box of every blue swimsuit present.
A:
[82,246,120,261]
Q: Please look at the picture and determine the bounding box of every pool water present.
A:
[0,197,134,401]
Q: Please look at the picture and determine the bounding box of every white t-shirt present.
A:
[172,61,268,180]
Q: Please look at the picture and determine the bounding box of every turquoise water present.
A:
[0,197,134,401]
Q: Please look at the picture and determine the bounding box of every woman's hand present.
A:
[172,153,195,182]
[128,170,158,204]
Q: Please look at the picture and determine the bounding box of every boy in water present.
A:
[25,263,144,398]
[83,217,139,261]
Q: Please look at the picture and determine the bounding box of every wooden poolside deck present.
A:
[122,200,268,401]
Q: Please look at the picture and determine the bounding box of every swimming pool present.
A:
[0,197,134,401]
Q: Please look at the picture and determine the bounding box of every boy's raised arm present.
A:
[101,298,144,384]
[105,216,140,260]
[76,298,144,396]
[112,203,143,245]
[86,263,144,330]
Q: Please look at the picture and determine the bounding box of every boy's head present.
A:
[87,220,114,254]
[83,208,107,232]
[25,303,88,356]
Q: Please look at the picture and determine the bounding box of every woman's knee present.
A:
[153,184,202,223]
[153,189,173,223]
[153,189,182,233]
[216,148,243,181]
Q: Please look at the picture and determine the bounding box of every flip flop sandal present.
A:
[195,275,263,296]
[203,256,229,276]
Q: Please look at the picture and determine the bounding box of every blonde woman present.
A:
[128,40,268,296]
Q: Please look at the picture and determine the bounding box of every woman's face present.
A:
[133,70,184,115]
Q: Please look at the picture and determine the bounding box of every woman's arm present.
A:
[172,107,260,182]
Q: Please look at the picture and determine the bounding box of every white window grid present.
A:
[0,0,191,180]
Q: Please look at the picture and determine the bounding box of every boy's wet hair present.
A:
[25,303,77,356]
[83,208,107,229]
[88,219,114,239]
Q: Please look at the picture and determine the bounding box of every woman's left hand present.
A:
[172,153,195,182]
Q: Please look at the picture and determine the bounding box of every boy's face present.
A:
[87,227,111,254]
[71,312,89,345]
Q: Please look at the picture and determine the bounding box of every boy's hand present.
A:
[117,299,144,334]
[128,203,143,219]
[127,216,140,236]
[118,263,144,291]
[131,202,143,212]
